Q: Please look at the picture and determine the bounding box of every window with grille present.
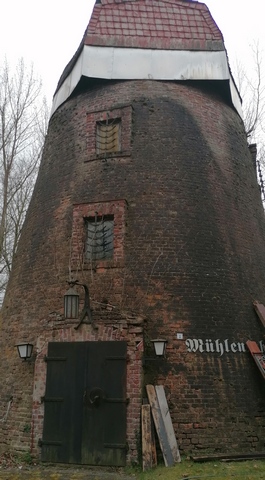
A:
[96,118,121,154]
[85,215,114,261]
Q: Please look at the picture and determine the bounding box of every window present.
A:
[96,119,121,155]
[86,106,131,162]
[85,214,114,261]
[71,200,126,271]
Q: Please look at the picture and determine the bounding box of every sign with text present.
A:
[185,338,265,356]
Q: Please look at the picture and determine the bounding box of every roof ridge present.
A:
[99,0,201,5]
[159,0,201,8]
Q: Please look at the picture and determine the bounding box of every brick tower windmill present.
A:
[1,0,265,466]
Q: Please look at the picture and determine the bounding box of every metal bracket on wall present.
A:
[253,300,265,328]
[246,340,265,380]
[72,282,96,330]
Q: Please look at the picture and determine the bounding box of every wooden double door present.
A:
[41,341,127,466]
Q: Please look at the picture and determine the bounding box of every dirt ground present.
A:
[0,454,136,480]
[0,465,136,480]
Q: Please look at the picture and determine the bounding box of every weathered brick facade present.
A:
[1,78,265,459]
[1,0,265,464]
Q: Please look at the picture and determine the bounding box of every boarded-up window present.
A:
[85,215,114,260]
[96,119,121,154]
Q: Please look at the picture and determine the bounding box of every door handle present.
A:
[87,388,105,407]
[90,395,100,405]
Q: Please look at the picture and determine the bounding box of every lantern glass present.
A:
[16,343,33,360]
[64,287,79,319]
[151,339,167,357]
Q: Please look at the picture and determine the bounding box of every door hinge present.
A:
[105,397,130,404]
[104,443,127,449]
[44,356,67,362]
[41,396,64,403]
[105,356,127,361]
[38,438,62,447]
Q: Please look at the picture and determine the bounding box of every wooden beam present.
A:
[146,385,174,467]
[155,386,181,463]
[192,452,265,462]
[142,404,155,471]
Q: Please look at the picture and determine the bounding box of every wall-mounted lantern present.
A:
[16,343,33,361]
[64,280,93,329]
[64,286,79,319]
[151,339,168,357]
[143,338,168,366]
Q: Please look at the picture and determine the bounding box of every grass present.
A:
[128,459,265,480]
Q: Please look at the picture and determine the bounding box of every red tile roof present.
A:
[85,0,224,51]
[55,0,225,98]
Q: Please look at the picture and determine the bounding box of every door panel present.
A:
[41,341,127,466]
[82,342,127,466]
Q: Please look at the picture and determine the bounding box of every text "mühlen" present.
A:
[185,338,265,356]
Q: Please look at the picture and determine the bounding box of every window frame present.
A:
[86,105,132,162]
[71,200,127,272]
[96,118,121,155]
[84,214,114,261]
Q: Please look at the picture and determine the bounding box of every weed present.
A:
[18,450,33,465]
[23,423,31,433]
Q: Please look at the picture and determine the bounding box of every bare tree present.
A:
[0,58,48,297]
[233,43,265,202]
[234,42,265,143]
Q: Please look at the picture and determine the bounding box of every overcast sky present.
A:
[1,0,264,103]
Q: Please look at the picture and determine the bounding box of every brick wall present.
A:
[1,79,265,458]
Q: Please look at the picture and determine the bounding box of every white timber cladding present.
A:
[51,45,242,118]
